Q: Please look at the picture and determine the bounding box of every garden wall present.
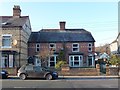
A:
[2,67,18,75]
[108,67,119,76]
[59,65,100,76]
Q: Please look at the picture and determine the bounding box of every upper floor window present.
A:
[36,43,40,52]
[88,43,92,52]
[49,43,56,51]
[2,34,12,48]
[72,43,79,52]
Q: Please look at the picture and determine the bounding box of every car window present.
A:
[33,66,43,71]
[25,65,33,71]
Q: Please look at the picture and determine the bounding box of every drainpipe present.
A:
[19,26,21,67]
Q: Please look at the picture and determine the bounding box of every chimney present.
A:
[13,5,21,17]
[59,21,66,30]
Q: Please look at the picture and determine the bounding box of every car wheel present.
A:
[45,74,53,80]
[20,74,26,80]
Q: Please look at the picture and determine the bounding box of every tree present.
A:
[55,50,66,69]
[37,49,54,67]
[95,44,110,54]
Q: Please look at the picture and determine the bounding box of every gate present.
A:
[100,62,106,74]
[98,59,106,74]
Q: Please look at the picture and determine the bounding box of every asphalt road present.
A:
[0,77,119,88]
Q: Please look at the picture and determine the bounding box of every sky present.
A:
[0,1,119,47]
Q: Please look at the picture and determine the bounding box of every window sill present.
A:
[1,46,12,48]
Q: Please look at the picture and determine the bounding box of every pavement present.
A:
[59,75,119,79]
[8,75,119,79]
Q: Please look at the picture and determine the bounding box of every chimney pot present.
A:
[13,5,21,17]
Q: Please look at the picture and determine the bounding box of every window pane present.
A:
[74,62,79,65]
[37,44,40,47]
[34,66,42,71]
[88,56,92,66]
[25,65,33,70]
[73,44,78,47]
[37,48,40,52]
[71,61,73,66]
[50,56,54,61]
[74,56,79,60]
[73,48,78,51]
[70,56,73,61]
[50,44,55,48]
[88,43,92,47]
[50,62,55,66]
[2,36,11,47]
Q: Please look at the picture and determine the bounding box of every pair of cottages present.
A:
[0,5,95,70]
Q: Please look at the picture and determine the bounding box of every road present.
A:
[0,77,119,88]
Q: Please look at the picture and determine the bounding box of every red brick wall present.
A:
[28,42,95,66]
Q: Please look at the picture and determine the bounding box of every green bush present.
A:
[55,61,66,69]
[109,55,120,65]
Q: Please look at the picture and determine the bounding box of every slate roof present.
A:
[28,29,95,43]
[0,16,29,27]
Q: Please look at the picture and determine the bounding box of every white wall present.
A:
[110,42,118,53]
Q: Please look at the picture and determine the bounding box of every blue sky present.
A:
[0,2,118,46]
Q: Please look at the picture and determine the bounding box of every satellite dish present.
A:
[13,39,17,46]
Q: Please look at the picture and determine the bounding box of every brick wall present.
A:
[2,67,18,75]
[28,42,95,63]
[108,67,119,76]
[59,67,99,76]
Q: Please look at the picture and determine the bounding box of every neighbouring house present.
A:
[109,40,118,55]
[109,32,120,55]
[117,32,120,54]
[28,21,95,68]
[0,5,31,69]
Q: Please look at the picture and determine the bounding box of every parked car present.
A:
[0,70,9,79]
[17,64,58,80]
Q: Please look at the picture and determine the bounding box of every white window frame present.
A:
[88,43,92,52]
[69,55,83,67]
[48,55,58,67]
[2,34,12,48]
[72,43,79,52]
[36,43,40,52]
[87,55,94,67]
[49,43,56,51]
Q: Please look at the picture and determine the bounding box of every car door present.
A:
[33,66,45,78]
[25,65,34,78]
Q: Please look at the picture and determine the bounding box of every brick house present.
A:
[28,22,95,68]
[0,5,31,68]
[117,32,120,54]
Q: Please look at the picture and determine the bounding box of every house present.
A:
[109,40,118,54]
[109,32,120,55]
[28,21,95,68]
[117,32,120,54]
[0,5,31,68]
